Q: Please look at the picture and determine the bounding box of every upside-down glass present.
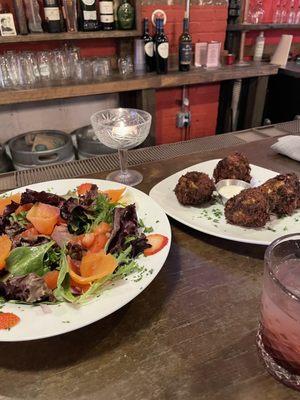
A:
[257,234,300,390]
[91,108,152,186]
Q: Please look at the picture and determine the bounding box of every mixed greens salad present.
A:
[0,183,168,311]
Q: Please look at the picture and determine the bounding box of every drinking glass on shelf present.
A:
[295,4,300,22]
[288,0,296,22]
[19,53,36,86]
[248,0,264,23]
[92,58,112,80]
[24,52,40,82]
[37,51,52,81]
[91,108,152,186]
[257,234,300,391]
[5,51,22,87]
[273,0,282,23]
[280,0,288,23]
[0,56,13,88]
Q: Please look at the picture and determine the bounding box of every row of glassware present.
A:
[247,0,300,24]
[0,46,113,89]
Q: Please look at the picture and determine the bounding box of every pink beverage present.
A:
[257,234,300,390]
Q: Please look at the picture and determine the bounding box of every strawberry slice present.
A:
[144,234,169,256]
[0,312,20,330]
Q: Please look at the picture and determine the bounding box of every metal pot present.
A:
[0,144,13,173]
[73,125,116,159]
[8,130,75,170]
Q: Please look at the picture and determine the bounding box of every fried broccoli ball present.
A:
[174,171,215,206]
[260,173,300,216]
[213,152,252,183]
[225,188,270,228]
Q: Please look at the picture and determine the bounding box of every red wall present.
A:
[142,4,227,144]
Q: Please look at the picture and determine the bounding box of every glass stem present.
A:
[118,149,128,178]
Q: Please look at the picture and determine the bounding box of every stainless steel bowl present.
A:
[73,125,117,159]
[215,179,252,204]
[8,130,75,170]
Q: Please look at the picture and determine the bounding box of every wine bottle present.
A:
[117,0,134,30]
[78,0,99,31]
[43,0,62,33]
[99,0,114,30]
[179,17,192,72]
[155,18,169,75]
[142,18,155,72]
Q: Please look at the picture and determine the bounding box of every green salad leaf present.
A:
[53,251,77,303]
[6,241,55,277]
[88,193,119,231]
[9,211,28,228]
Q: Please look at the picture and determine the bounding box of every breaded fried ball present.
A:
[225,188,270,228]
[213,152,252,183]
[260,173,299,216]
[174,171,215,206]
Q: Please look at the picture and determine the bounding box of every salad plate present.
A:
[149,159,300,246]
[0,179,171,341]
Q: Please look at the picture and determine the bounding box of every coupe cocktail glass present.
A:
[257,234,300,390]
[91,108,152,186]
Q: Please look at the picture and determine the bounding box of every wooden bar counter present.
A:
[0,133,299,400]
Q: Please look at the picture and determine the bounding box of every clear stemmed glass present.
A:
[91,108,152,186]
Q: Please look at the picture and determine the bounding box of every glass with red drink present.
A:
[257,234,300,390]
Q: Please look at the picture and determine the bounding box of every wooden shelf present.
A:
[227,23,300,31]
[0,29,142,44]
[0,63,278,106]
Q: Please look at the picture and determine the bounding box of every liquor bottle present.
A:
[62,0,77,32]
[43,0,63,32]
[253,31,265,62]
[227,0,241,24]
[23,0,43,32]
[155,18,169,75]
[99,0,114,30]
[117,0,134,30]
[142,18,155,72]
[78,0,99,31]
[13,0,29,34]
[179,17,192,72]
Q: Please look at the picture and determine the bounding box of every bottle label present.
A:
[101,15,114,23]
[179,43,192,65]
[83,10,97,20]
[100,2,113,14]
[158,43,169,59]
[82,0,96,5]
[44,7,60,21]
[145,42,154,58]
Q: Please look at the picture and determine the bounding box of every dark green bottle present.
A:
[117,0,135,30]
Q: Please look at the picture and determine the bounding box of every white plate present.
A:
[0,179,171,342]
[149,159,300,246]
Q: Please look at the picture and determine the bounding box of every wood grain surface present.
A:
[0,63,278,106]
[0,137,299,400]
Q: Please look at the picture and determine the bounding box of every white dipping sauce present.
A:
[218,185,244,199]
